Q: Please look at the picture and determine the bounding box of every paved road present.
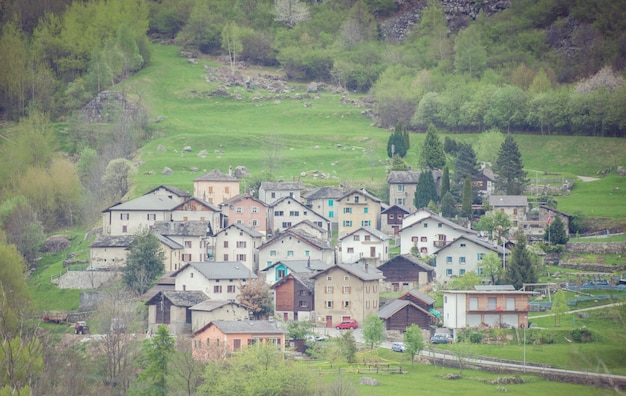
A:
[531,301,625,319]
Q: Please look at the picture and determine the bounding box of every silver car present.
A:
[391,342,406,352]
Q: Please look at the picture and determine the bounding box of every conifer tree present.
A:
[414,171,438,209]
[123,227,165,295]
[545,214,569,245]
[505,234,537,290]
[420,125,446,170]
[440,166,450,197]
[387,124,407,158]
[494,135,527,195]
[441,191,456,218]
[454,143,478,189]
[461,176,472,217]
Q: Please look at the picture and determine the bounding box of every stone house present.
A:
[153,221,212,264]
[381,204,411,237]
[192,320,287,360]
[312,263,384,328]
[172,261,256,301]
[89,235,134,270]
[267,196,330,236]
[193,169,240,205]
[145,290,208,335]
[377,289,439,332]
[258,229,335,270]
[258,181,305,205]
[170,197,224,233]
[189,300,250,333]
[337,227,391,265]
[336,188,383,238]
[212,223,264,273]
[387,170,442,213]
[220,193,268,235]
[378,254,434,291]
[488,195,529,230]
[154,233,184,272]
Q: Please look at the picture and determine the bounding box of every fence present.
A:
[310,363,405,376]
[530,292,626,311]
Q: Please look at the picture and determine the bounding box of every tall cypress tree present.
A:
[387,124,407,158]
[441,191,457,218]
[505,234,537,290]
[494,135,527,194]
[461,176,472,217]
[414,171,438,209]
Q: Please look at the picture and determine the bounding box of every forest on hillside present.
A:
[1,0,626,135]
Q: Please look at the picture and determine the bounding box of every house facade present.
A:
[261,259,331,286]
[212,223,264,273]
[303,186,344,229]
[220,194,268,234]
[154,233,184,272]
[336,188,382,237]
[258,181,305,205]
[102,194,179,236]
[488,195,529,230]
[377,289,438,332]
[381,205,410,236]
[145,185,191,203]
[288,220,329,241]
[442,286,533,331]
[173,262,256,301]
[170,197,223,232]
[258,230,335,270]
[145,290,208,335]
[271,273,315,322]
[312,263,384,327]
[267,196,330,236]
[378,254,434,291]
[153,221,212,264]
[89,235,134,270]
[189,300,250,333]
[338,227,390,265]
[433,235,507,283]
[193,169,240,205]
[387,170,442,213]
[192,320,287,360]
[473,168,496,197]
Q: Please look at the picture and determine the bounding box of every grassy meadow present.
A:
[117,44,626,222]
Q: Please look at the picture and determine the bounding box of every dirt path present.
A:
[578,176,601,182]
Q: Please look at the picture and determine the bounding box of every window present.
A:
[364,207,368,214]
[122,225,127,233]
[120,213,129,220]
[235,219,243,224]
[389,214,395,220]
[396,198,405,205]
[459,257,466,264]
[214,285,222,293]
[287,250,294,256]
[420,247,427,253]
[361,220,370,227]
[275,211,284,216]
[420,236,427,242]
[235,207,243,214]
[469,297,478,310]
[270,250,277,257]
[236,254,246,261]
[289,211,299,216]
[299,301,308,308]
[344,300,350,308]
[326,301,333,308]
[225,187,230,194]
[347,247,354,253]
[185,241,192,248]
[326,286,334,294]
[446,256,452,264]
[271,192,276,198]
[251,207,259,213]
[342,221,352,227]
[354,196,360,203]
[223,254,228,261]
[344,276,349,281]
[252,219,258,226]
[328,211,334,218]
[182,254,191,261]
[237,241,246,248]
[227,285,236,293]
[343,286,351,294]
[277,269,286,278]
[299,289,305,296]
[423,223,428,228]
[506,297,515,310]
[282,222,292,228]
[411,236,418,242]
[328,200,334,206]
[446,269,452,276]
[397,184,404,192]
[208,186,213,193]
[353,235,360,241]
[223,241,229,248]
[147,213,156,221]
[487,297,497,310]
[327,276,333,281]
[459,269,466,275]
[365,235,372,242]
[460,243,466,248]
[477,267,483,275]
[305,250,310,256]
[438,223,443,228]
[343,208,352,214]
[513,208,518,215]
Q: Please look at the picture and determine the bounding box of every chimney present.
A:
[365,262,369,273]
[307,257,311,268]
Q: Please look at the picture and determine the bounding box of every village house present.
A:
[258,229,335,270]
[145,290,208,335]
[212,223,264,273]
[303,186,344,231]
[312,262,384,328]
[381,204,411,237]
[399,208,479,256]
[288,220,329,241]
[267,196,330,236]
[271,273,316,322]
[387,170,442,213]
[173,261,256,301]
[101,194,180,236]
[488,195,529,230]
[189,300,250,333]
[337,227,391,266]
[377,289,439,332]
[145,185,191,203]
[473,168,497,197]
[520,205,571,240]
[442,285,533,333]
[258,181,305,205]
[336,188,383,238]
[377,254,434,291]
[153,221,212,264]
[261,258,330,286]
[219,193,268,235]
[89,235,135,270]
[433,234,508,283]
[192,320,287,360]
[154,233,184,272]
[170,197,223,233]
[193,169,240,205]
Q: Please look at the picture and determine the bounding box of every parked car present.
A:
[391,342,406,352]
[430,334,450,344]
[315,334,330,342]
[74,321,89,335]
[335,319,358,330]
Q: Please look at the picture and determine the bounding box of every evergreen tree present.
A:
[139,324,175,396]
[386,126,407,158]
[419,125,446,170]
[441,191,456,218]
[494,135,527,195]
[461,177,472,217]
[505,235,537,290]
[440,166,450,197]
[414,171,438,209]
[454,143,478,190]
[444,137,458,155]
[545,214,569,245]
[123,227,165,295]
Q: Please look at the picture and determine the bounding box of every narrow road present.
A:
[530,301,625,319]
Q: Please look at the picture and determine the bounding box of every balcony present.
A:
[433,240,447,248]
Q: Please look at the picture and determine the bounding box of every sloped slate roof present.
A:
[262,259,331,273]
[400,209,478,235]
[303,186,344,200]
[221,222,265,238]
[290,220,325,233]
[194,169,238,182]
[145,290,208,306]
[145,185,191,198]
[174,262,257,280]
[339,226,391,242]
[379,254,434,272]
[402,289,435,305]
[381,204,411,214]
[104,195,180,212]
[210,320,287,334]
[173,197,221,212]
[488,195,528,207]
[189,300,247,312]
[260,181,304,191]
[153,221,212,237]
[337,188,382,203]
[221,193,266,207]
[313,263,384,282]
[154,233,184,249]
[437,234,509,255]
[377,299,434,319]
[387,170,421,184]
[90,235,135,248]
[259,229,333,251]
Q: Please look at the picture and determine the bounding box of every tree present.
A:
[550,290,569,327]
[494,135,527,195]
[103,158,136,202]
[481,252,504,285]
[337,330,357,364]
[454,25,486,77]
[545,214,569,245]
[169,336,205,396]
[138,324,176,396]
[440,191,457,218]
[286,320,314,341]
[362,313,384,349]
[453,143,478,191]
[447,271,483,290]
[123,227,165,295]
[403,324,424,366]
[0,196,44,266]
[475,211,512,243]
[505,235,537,290]
[221,22,242,76]
[414,171,438,209]
[419,126,446,170]
[273,0,310,28]
[386,124,407,158]
[461,177,472,218]
[440,166,450,197]
[237,277,273,319]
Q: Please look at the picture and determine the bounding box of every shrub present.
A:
[469,332,484,344]
[571,327,594,343]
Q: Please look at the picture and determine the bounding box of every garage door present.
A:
[502,314,518,327]
[467,314,481,327]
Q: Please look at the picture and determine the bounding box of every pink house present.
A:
[220,193,268,235]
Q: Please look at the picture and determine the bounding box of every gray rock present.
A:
[183,146,192,152]
[157,144,166,152]
[306,82,319,93]
[234,166,249,178]
[359,377,379,386]
[197,149,208,157]
[162,167,174,175]
[190,167,199,172]
[156,115,165,122]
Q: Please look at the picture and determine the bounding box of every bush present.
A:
[571,327,594,343]
[527,329,555,345]
[469,332,484,344]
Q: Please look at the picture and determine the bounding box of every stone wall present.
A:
[565,242,626,255]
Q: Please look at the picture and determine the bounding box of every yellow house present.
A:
[336,188,382,238]
[193,169,240,205]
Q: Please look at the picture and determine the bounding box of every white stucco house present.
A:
[338,227,391,265]
[258,229,335,270]
[212,223,265,273]
[173,261,256,301]
[433,235,508,283]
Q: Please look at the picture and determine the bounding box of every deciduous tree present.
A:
[237,277,273,319]
[550,290,568,327]
[138,324,176,396]
[481,252,504,285]
[362,313,384,349]
[403,324,424,366]
[123,227,165,295]
[273,0,310,28]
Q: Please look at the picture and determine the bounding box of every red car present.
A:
[335,319,358,330]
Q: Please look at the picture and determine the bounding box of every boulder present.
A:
[306,82,319,93]
[183,146,192,152]
[157,144,166,152]
[44,235,71,253]
[155,115,165,122]
[197,149,208,157]
[234,165,249,178]
[162,167,174,175]
[359,377,379,386]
